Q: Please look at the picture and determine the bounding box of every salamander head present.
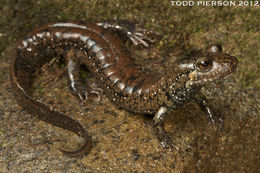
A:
[177,46,238,86]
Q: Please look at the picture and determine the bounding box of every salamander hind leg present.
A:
[88,83,103,102]
[96,20,157,47]
[66,49,103,102]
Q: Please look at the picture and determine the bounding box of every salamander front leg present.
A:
[96,20,156,47]
[153,107,178,150]
[194,93,224,129]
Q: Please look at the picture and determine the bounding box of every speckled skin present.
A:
[10,21,238,157]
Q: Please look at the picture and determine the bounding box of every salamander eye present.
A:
[196,58,213,71]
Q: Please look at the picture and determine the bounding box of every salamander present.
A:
[10,20,238,157]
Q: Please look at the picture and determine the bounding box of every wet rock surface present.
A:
[0,1,259,172]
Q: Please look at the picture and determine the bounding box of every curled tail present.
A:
[10,48,92,157]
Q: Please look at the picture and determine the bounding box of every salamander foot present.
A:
[97,20,157,47]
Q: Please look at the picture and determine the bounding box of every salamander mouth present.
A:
[188,71,222,84]
[190,70,227,84]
